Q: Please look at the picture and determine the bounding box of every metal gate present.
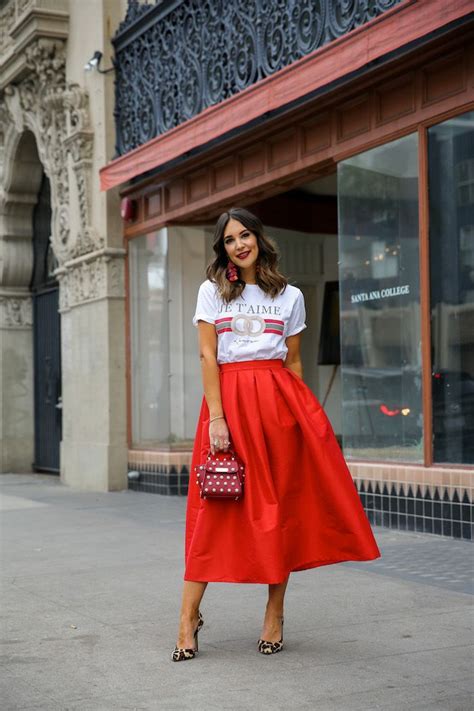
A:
[33,288,61,472]
[31,174,61,473]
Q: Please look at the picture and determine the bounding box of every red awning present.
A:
[100,0,473,192]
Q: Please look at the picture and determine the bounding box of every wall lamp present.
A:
[84,51,115,74]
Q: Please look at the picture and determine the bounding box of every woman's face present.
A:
[223,218,259,269]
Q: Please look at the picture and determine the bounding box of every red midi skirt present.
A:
[185,359,381,584]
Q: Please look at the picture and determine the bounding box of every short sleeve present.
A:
[192,280,218,327]
[286,289,307,337]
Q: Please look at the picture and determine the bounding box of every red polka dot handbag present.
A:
[194,448,245,500]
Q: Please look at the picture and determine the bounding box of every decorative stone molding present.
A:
[0,1,69,86]
[0,289,32,328]
[55,248,126,313]
[0,1,17,58]
[0,1,35,46]
[0,126,42,288]
[1,36,100,267]
[63,85,99,257]
[0,102,8,182]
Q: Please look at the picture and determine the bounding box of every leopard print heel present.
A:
[257,617,284,655]
[171,611,204,662]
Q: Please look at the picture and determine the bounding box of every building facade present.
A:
[101,0,474,540]
[0,0,129,490]
[2,0,473,541]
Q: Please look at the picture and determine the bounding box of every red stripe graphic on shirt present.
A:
[264,319,284,332]
[215,317,232,335]
[264,318,285,336]
[215,316,285,336]
[263,319,284,335]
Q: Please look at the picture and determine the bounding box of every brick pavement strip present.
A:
[0,473,473,711]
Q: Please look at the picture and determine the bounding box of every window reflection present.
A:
[129,230,170,446]
[338,133,422,461]
[129,226,212,449]
[429,111,474,464]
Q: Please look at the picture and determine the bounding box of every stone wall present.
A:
[0,0,129,490]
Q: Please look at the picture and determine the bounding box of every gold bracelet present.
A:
[209,415,225,423]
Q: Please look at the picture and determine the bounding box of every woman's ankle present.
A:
[179,608,200,623]
[265,603,284,619]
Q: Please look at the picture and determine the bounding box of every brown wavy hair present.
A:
[206,207,288,303]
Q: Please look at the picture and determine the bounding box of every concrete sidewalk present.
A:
[1,473,472,711]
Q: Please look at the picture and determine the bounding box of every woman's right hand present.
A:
[209,417,230,455]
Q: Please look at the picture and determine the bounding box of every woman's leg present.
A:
[176,581,208,648]
[260,576,289,641]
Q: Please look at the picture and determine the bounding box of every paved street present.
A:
[1,473,473,711]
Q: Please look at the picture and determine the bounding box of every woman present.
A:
[172,207,381,661]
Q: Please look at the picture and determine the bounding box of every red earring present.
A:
[226,260,239,282]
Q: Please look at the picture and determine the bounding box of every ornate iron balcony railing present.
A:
[113,0,403,157]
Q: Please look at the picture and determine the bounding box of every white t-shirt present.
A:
[192,279,307,364]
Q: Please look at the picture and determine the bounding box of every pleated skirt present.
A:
[184,359,381,584]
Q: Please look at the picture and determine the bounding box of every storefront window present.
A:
[338,133,422,461]
[129,226,212,448]
[429,111,474,464]
[129,230,170,446]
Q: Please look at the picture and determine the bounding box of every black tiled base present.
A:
[358,481,473,541]
[128,466,473,542]
[128,466,189,496]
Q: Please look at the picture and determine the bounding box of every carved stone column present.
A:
[1,4,128,488]
[57,247,126,491]
[0,289,35,471]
